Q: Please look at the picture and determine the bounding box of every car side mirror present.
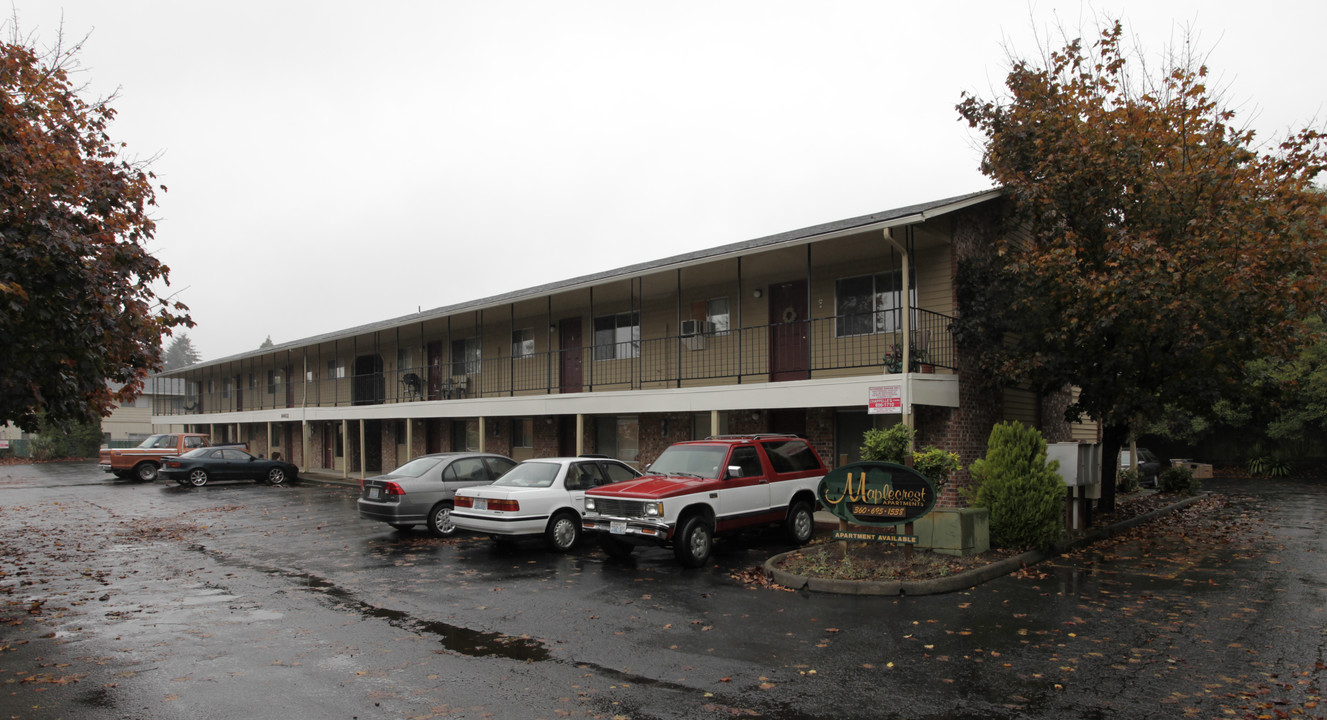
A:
[727,465,742,479]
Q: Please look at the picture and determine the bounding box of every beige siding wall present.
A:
[1002,387,1040,428]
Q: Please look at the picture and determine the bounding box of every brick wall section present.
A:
[484,421,511,457]
[806,408,835,471]
[638,412,693,466]
[1039,387,1075,444]
[533,418,560,458]
[382,422,398,471]
[928,205,1012,509]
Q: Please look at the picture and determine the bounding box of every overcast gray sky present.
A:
[13,1,1325,361]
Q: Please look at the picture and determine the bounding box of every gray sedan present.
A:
[357,452,517,537]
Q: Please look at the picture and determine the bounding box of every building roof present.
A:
[168,188,1001,374]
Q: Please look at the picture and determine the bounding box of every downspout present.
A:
[883,228,914,451]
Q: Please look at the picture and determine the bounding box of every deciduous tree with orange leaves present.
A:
[956,21,1326,510]
[0,32,191,432]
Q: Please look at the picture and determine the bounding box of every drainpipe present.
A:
[882,228,914,452]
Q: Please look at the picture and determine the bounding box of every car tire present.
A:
[672,515,712,568]
[599,535,635,560]
[545,512,580,552]
[426,502,456,538]
[134,462,159,482]
[784,501,814,545]
[187,468,209,487]
[266,467,287,486]
[390,524,415,532]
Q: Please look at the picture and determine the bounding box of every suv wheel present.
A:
[784,501,814,545]
[673,515,712,568]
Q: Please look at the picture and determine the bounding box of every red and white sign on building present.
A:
[868,384,903,415]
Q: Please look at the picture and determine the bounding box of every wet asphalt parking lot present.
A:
[1,460,1323,720]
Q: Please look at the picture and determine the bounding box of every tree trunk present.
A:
[1098,423,1128,514]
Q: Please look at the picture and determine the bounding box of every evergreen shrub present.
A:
[1159,464,1201,494]
[962,421,1064,549]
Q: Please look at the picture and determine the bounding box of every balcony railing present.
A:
[160,309,954,415]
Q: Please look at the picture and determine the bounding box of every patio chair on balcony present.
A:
[401,372,422,401]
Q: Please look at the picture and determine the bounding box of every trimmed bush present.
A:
[912,446,961,496]
[1159,464,1201,494]
[963,421,1064,550]
[1116,467,1141,493]
[860,424,914,464]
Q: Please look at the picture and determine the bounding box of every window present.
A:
[511,328,535,359]
[248,373,256,390]
[397,348,413,370]
[727,446,762,478]
[327,360,346,379]
[835,269,918,337]
[763,439,822,473]
[706,297,730,334]
[306,369,316,382]
[444,457,489,482]
[512,418,533,448]
[451,338,481,375]
[223,379,233,399]
[267,369,282,394]
[207,379,215,394]
[600,461,638,483]
[593,312,640,360]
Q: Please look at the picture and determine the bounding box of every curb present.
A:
[764,492,1208,596]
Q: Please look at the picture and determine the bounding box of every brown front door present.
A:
[559,318,583,393]
[768,279,810,381]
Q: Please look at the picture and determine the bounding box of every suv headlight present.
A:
[584,497,596,512]
[643,502,663,518]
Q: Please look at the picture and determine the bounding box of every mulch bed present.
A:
[768,489,1190,584]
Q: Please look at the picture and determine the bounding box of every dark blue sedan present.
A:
[161,447,298,487]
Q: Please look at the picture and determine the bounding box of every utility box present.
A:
[1049,442,1102,530]
[1048,442,1101,486]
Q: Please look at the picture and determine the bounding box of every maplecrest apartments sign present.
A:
[817,461,936,544]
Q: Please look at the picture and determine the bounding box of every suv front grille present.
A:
[593,498,645,517]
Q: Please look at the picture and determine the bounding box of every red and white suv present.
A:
[581,434,826,567]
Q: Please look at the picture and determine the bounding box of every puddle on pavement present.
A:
[188,545,550,662]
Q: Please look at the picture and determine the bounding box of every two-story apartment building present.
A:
[153,189,1095,505]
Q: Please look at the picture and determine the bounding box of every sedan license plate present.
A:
[474,498,487,511]
[369,488,381,500]
[610,521,627,535]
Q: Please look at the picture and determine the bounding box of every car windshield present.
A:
[648,445,727,479]
[180,448,213,458]
[389,457,443,478]
[492,462,560,488]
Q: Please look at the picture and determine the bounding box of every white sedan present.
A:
[450,457,640,551]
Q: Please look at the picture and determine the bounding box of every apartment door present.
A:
[768,279,810,381]
[559,318,583,393]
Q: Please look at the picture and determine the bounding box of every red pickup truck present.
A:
[581,434,826,567]
[99,433,245,482]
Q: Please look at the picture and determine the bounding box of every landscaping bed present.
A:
[768,488,1196,587]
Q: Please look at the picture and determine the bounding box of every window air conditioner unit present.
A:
[680,320,705,350]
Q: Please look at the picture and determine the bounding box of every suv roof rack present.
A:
[703,433,803,441]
